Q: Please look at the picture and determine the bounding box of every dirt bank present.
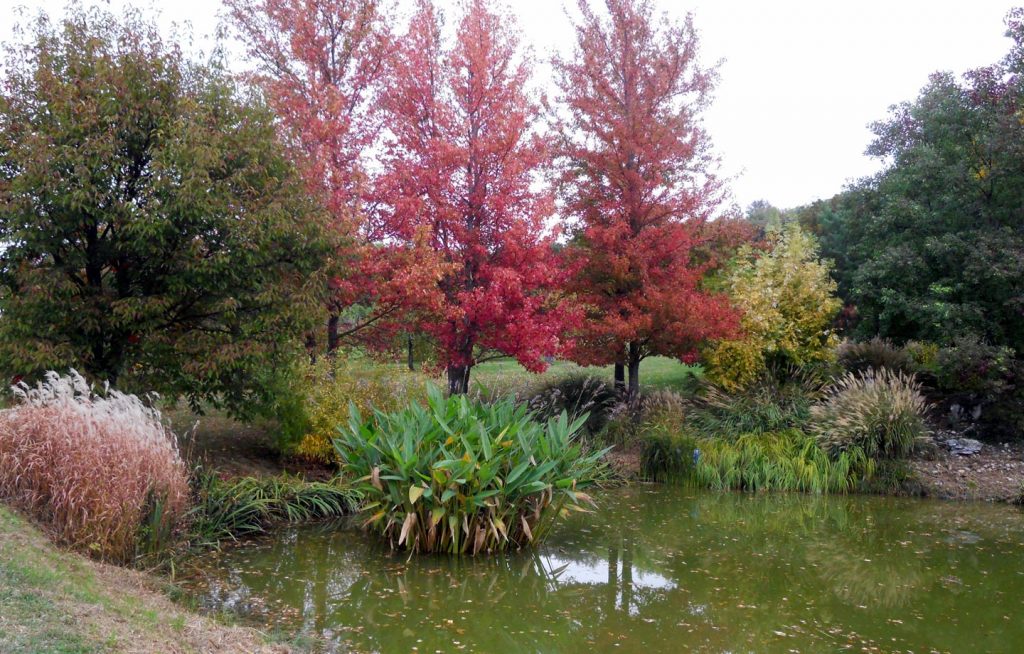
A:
[910,439,1024,502]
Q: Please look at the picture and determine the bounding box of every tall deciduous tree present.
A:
[380,0,570,394]
[553,0,738,397]
[0,7,332,415]
[226,0,445,353]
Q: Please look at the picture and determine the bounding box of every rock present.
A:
[945,438,983,456]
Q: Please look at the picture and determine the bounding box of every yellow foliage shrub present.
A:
[706,223,841,389]
[294,357,432,463]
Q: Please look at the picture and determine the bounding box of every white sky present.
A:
[1,0,1016,209]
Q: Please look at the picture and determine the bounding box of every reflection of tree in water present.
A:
[189,490,1024,654]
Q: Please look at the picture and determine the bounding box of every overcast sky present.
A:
[1,0,1016,209]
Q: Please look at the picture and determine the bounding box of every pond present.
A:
[187,487,1024,653]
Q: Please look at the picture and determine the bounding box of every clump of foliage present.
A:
[334,387,608,554]
[903,341,940,372]
[640,429,699,483]
[0,6,332,417]
[811,369,930,460]
[595,388,688,446]
[621,390,693,481]
[691,430,873,494]
[285,356,432,463]
[188,470,358,550]
[527,375,622,436]
[687,370,826,438]
[928,338,1023,436]
[0,371,189,563]
[932,338,1016,397]
[837,337,913,374]
[705,223,842,390]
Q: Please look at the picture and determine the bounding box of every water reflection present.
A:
[188,488,1024,653]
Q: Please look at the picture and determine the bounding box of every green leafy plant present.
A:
[811,369,930,460]
[334,386,609,555]
[640,429,699,482]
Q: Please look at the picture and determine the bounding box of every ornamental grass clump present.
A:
[0,371,189,562]
[691,430,873,494]
[811,368,930,460]
[334,386,609,555]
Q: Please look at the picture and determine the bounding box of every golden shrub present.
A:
[295,357,432,463]
[705,223,841,388]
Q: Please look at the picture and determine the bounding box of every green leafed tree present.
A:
[816,10,1024,350]
[0,7,334,415]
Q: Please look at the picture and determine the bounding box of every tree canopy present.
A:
[0,7,333,414]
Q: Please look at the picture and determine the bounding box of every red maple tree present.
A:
[553,0,740,397]
[226,0,445,353]
[379,0,571,394]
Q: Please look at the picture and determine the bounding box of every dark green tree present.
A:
[817,11,1024,350]
[0,7,334,415]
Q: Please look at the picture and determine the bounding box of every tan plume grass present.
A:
[0,371,189,562]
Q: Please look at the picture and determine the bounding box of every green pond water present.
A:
[188,487,1024,653]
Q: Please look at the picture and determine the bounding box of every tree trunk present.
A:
[614,362,625,391]
[305,332,318,364]
[447,364,471,395]
[326,314,340,353]
[407,334,415,372]
[627,343,641,400]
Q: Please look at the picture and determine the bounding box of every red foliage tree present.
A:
[226,0,445,353]
[553,0,740,397]
[379,0,571,394]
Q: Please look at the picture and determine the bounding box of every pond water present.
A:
[187,487,1024,653]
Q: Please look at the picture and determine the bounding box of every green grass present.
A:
[471,357,703,396]
[0,505,278,653]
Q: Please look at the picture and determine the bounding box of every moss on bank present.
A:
[0,505,287,654]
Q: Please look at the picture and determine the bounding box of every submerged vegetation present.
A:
[334,387,609,554]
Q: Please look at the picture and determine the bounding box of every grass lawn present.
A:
[471,356,703,395]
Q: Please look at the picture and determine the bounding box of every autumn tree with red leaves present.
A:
[380,0,571,394]
[553,0,740,398]
[226,0,445,354]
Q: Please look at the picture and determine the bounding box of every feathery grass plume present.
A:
[0,371,189,562]
[526,375,622,436]
[335,385,610,555]
[811,368,930,460]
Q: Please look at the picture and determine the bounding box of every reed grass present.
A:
[690,430,874,494]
